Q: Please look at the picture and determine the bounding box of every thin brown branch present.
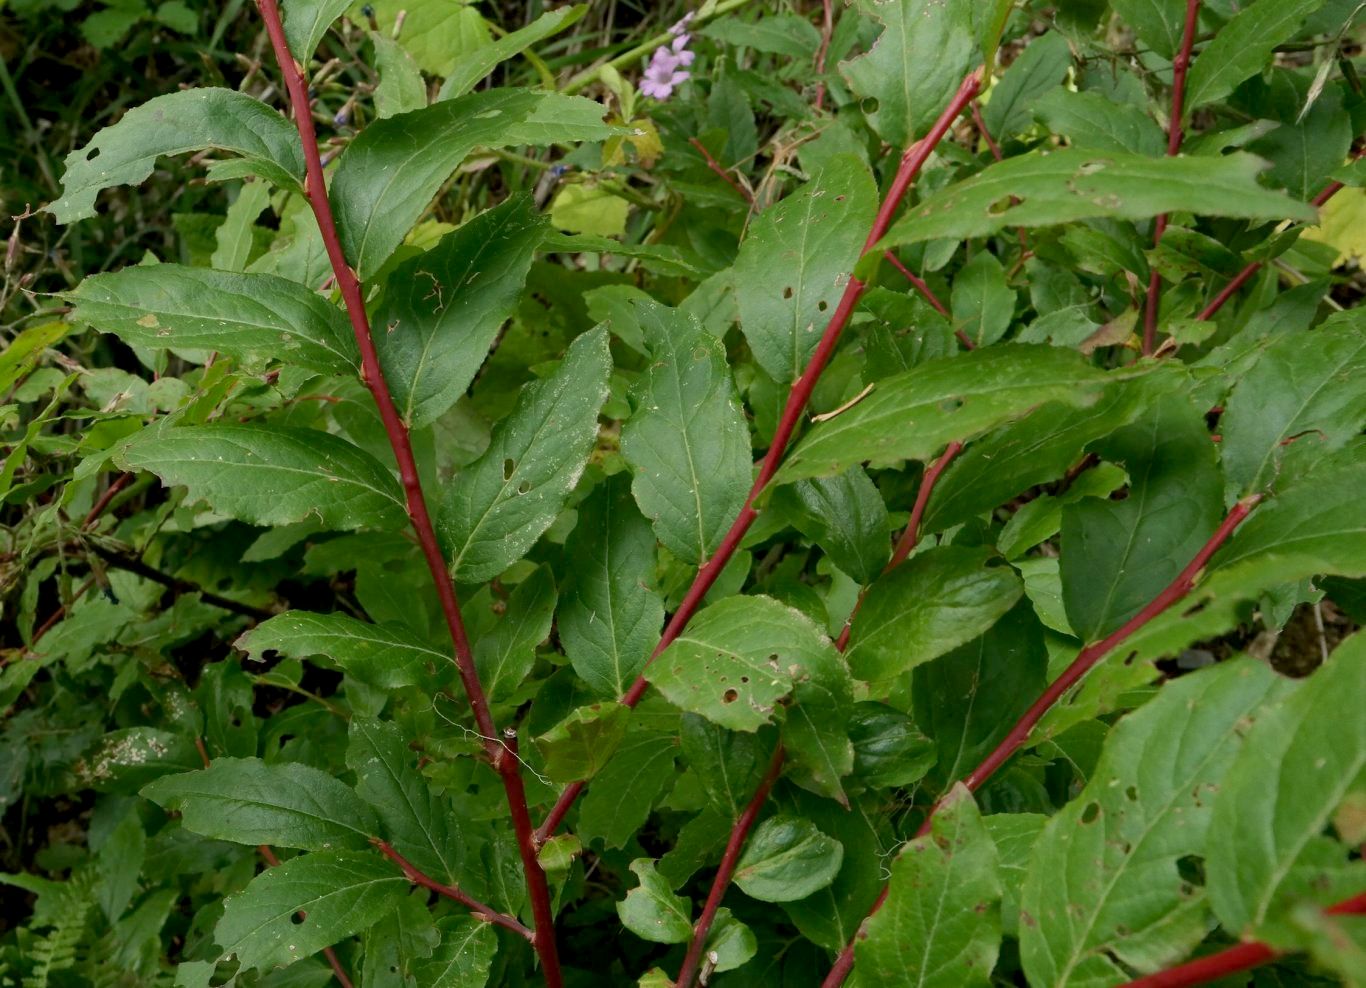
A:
[373,839,536,941]
[689,136,756,209]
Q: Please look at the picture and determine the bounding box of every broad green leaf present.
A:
[347,717,460,886]
[981,31,1071,139]
[437,326,610,583]
[618,859,692,944]
[951,250,1016,347]
[734,815,843,903]
[1111,0,1188,59]
[1060,391,1223,641]
[330,89,615,278]
[1032,89,1166,156]
[647,595,840,732]
[985,814,1047,938]
[1185,0,1331,111]
[848,702,937,791]
[781,793,887,952]
[679,714,776,818]
[846,546,1024,686]
[549,183,630,237]
[67,264,359,376]
[559,476,664,697]
[774,345,1117,484]
[861,287,958,379]
[471,566,556,702]
[236,611,447,691]
[857,785,1001,988]
[140,758,377,851]
[375,197,544,427]
[878,150,1318,248]
[578,730,679,849]
[705,908,758,972]
[913,601,1047,790]
[360,0,490,76]
[74,727,201,793]
[1253,92,1353,202]
[116,424,406,532]
[841,0,977,149]
[1219,320,1366,502]
[783,641,857,804]
[621,301,750,565]
[371,32,427,118]
[212,180,272,272]
[731,154,877,383]
[1020,659,1290,986]
[48,89,304,224]
[361,892,439,988]
[771,467,889,584]
[415,916,497,988]
[282,0,352,63]
[1207,635,1366,941]
[534,703,630,783]
[437,6,588,99]
[214,850,408,972]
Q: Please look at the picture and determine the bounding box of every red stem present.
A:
[373,839,535,941]
[535,68,985,845]
[882,251,977,350]
[690,136,756,209]
[673,745,786,988]
[819,495,1262,987]
[971,103,1003,162]
[252,3,561,983]
[1143,0,1201,356]
[1122,892,1366,987]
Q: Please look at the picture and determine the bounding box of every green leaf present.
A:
[848,702,937,790]
[437,326,611,582]
[733,815,843,903]
[618,859,692,944]
[621,301,751,565]
[1032,88,1166,156]
[330,89,615,278]
[771,467,890,584]
[1207,634,1366,941]
[559,476,664,697]
[646,595,839,732]
[534,703,631,783]
[913,601,1047,790]
[981,31,1071,139]
[48,89,304,224]
[414,916,498,988]
[1219,319,1366,502]
[704,14,822,57]
[951,250,1016,347]
[236,611,446,691]
[361,891,439,988]
[212,180,272,272]
[549,183,631,238]
[985,814,1047,938]
[878,150,1318,248]
[67,264,359,376]
[140,757,378,851]
[1185,0,1331,111]
[74,728,203,792]
[679,714,776,818]
[857,785,1002,988]
[1060,391,1223,641]
[214,850,408,973]
[372,32,427,118]
[471,565,556,702]
[774,345,1118,485]
[1020,658,1290,986]
[347,717,460,886]
[578,729,679,849]
[283,0,352,63]
[116,424,406,532]
[841,0,977,149]
[437,6,588,100]
[846,546,1024,686]
[374,196,545,427]
[705,908,758,972]
[1111,0,1188,59]
[731,154,877,383]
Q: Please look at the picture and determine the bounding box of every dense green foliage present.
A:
[2,1,1364,986]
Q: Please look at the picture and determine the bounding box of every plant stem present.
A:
[1121,892,1366,987]
[535,69,985,845]
[373,840,536,941]
[690,136,757,209]
[1142,0,1201,355]
[819,494,1262,988]
[253,3,562,983]
[813,0,834,110]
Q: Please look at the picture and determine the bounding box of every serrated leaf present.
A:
[1020,659,1290,985]
[534,703,630,783]
[840,0,977,149]
[116,424,406,532]
[141,757,377,851]
[559,475,664,698]
[981,31,1070,139]
[48,89,304,224]
[214,850,408,973]
[236,611,446,691]
[731,154,877,383]
[847,546,1023,686]
[437,6,587,100]
[1207,634,1366,942]
[772,467,889,584]
[1185,0,1330,111]
[437,326,611,583]
[774,345,1117,484]
[734,815,843,903]
[330,89,615,278]
[878,150,1318,248]
[415,916,497,988]
[67,264,359,376]
[621,301,751,565]
[618,859,692,944]
[857,785,1001,988]
[347,717,460,886]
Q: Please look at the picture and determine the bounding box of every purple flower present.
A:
[640,16,696,100]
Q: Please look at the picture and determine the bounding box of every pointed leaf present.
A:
[236,611,447,691]
[283,0,352,63]
[1186,0,1331,111]
[415,916,498,988]
[471,565,556,701]
[772,467,889,584]
[437,6,588,99]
